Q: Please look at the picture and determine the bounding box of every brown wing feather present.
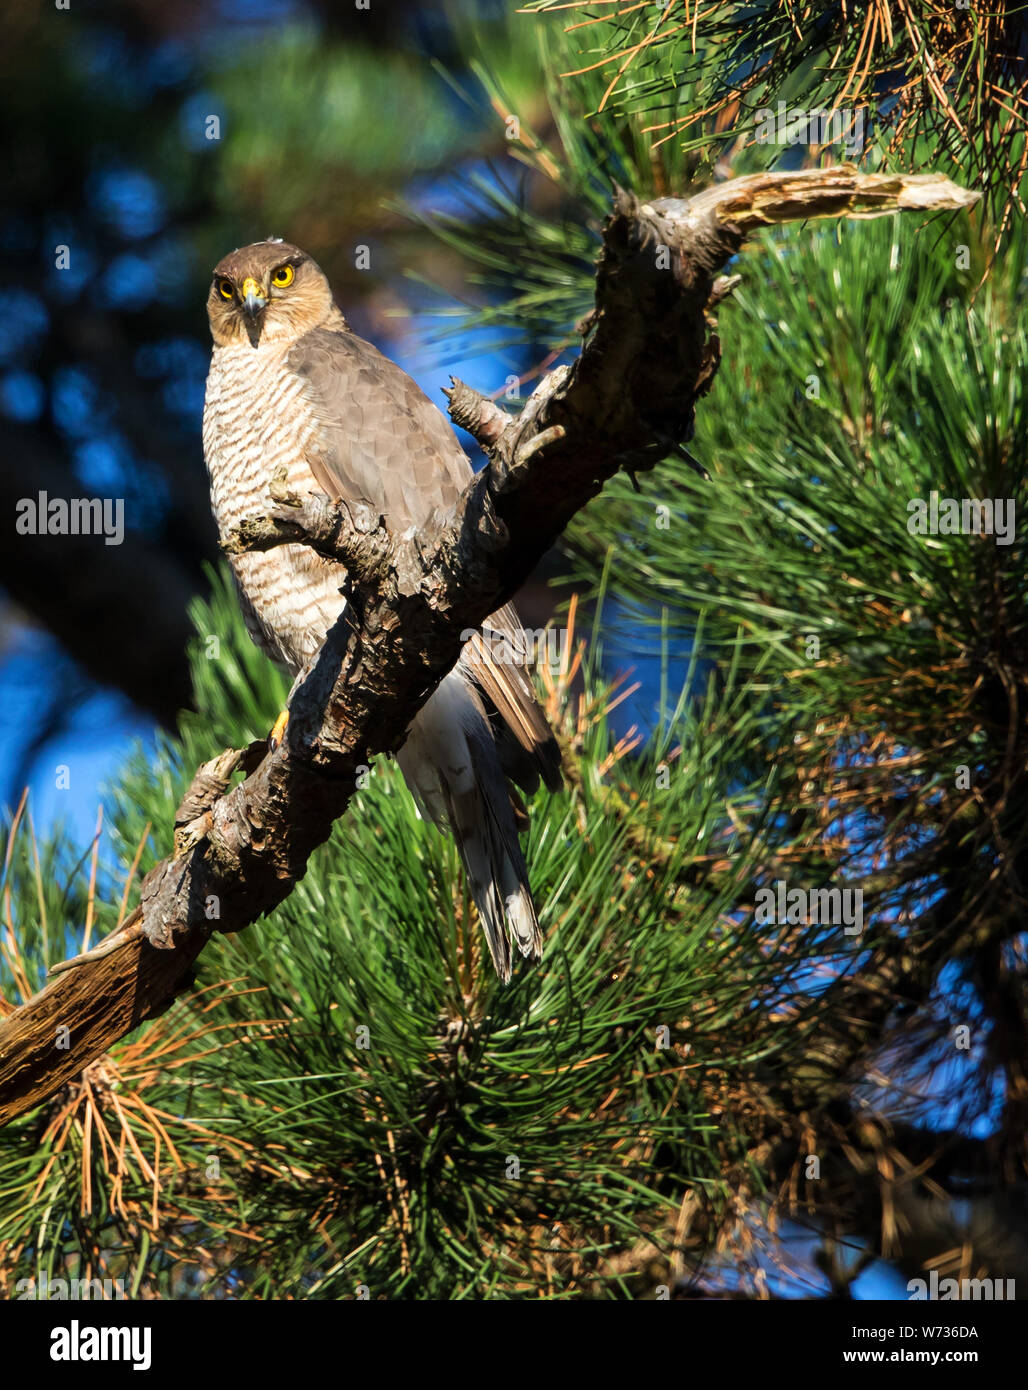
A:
[290,325,469,524]
[463,609,562,793]
[288,326,562,793]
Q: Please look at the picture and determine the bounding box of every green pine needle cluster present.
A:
[2,565,866,1299]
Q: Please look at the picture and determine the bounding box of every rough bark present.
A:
[0,168,978,1126]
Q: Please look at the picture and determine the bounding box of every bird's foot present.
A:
[268,709,290,751]
[268,466,301,507]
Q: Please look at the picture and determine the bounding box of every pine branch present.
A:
[0,167,977,1127]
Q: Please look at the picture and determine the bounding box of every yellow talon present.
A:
[269,709,290,750]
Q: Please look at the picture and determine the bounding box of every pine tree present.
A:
[1,3,1024,1300]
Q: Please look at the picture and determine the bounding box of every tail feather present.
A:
[396,671,544,982]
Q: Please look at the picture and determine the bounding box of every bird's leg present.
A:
[268,708,290,751]
[268,655,321,752]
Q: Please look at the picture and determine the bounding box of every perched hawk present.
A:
[202,239,561,981]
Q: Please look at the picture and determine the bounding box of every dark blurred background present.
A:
[2,0,564,836]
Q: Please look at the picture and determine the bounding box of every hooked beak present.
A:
[240,276,267,347]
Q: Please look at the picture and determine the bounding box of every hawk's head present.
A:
[207,239,335,349]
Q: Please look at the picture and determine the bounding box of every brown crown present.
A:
[212,240,308,282]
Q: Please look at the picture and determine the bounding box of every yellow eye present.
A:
[217,278,233,300]
[271,264,294,287]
